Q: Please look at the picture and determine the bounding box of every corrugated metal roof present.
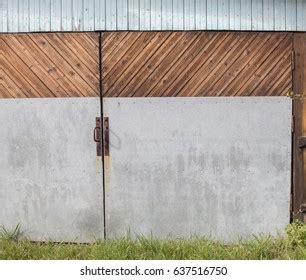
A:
[1,0,306,33]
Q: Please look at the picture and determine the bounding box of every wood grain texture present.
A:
[102,32,293,97]
[293,33,306,221]
[0,33,99,98]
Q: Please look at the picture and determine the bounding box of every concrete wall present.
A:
[0,98,104,242]
[104,97,292,241]
[0,96,293,242]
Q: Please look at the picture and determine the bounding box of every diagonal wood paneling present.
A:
[102,32,293,97]
[0,33,99,98]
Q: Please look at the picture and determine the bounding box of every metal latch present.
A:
[104,117,110,157]
[94,117,102,156]
[298,136,306,149]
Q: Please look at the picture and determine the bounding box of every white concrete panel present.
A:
[103,97,292,241]
[0,98,104,242]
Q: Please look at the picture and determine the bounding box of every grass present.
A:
[0,223,305,260]
[0,224,21,242]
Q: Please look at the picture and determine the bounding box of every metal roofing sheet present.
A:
[0,0,306,33]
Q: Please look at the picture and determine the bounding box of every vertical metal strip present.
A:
[99,31,107,239]
[291,35,295,222]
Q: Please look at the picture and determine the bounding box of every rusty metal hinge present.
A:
[298,136,306,148]
[286,90,303,100]
[291,51,295,71]
[300,205,306,223]
[94,117,102,157]
[104,117,110,157]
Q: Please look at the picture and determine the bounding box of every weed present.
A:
[286,221,306,247]
[0,224,21,242]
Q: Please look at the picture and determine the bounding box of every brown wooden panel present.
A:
[293,33,306,221]
[102,32,293,97]
[0,33,99,98]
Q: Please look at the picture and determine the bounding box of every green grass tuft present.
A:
[0,224,22,242]
[0,223,305,260]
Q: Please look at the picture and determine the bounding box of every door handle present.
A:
[93,127,100,143]
[104,117,110,156]
[94,117,102,156]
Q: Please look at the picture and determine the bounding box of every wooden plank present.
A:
[229,34,289,96]
[0,85,12,98]
[104,32,157,82]
[103,32,143,76]
[54,33,98,77]
[82,32,97,48]
[103,32,292,98]
[71,33,97,54]
[150,32,228,97]
[105,32,173,97]
[178,33,247,96]
[103,32,129,60]
[267,65,292,96]
[188,33,252,97]
[148,32,220,97]
[29,35,95,96]
[2,68,29,98]
[105,32,173,96]
[212,33,272,95]
[250,42,292,96]
[42,33,99,91]
[293,33,306,221]
[0,32,99,98]
[117,32,199,97]
[4,35,70,97]
[134,32,202,97]
[15,35,80,97]
[0,37,53,97]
